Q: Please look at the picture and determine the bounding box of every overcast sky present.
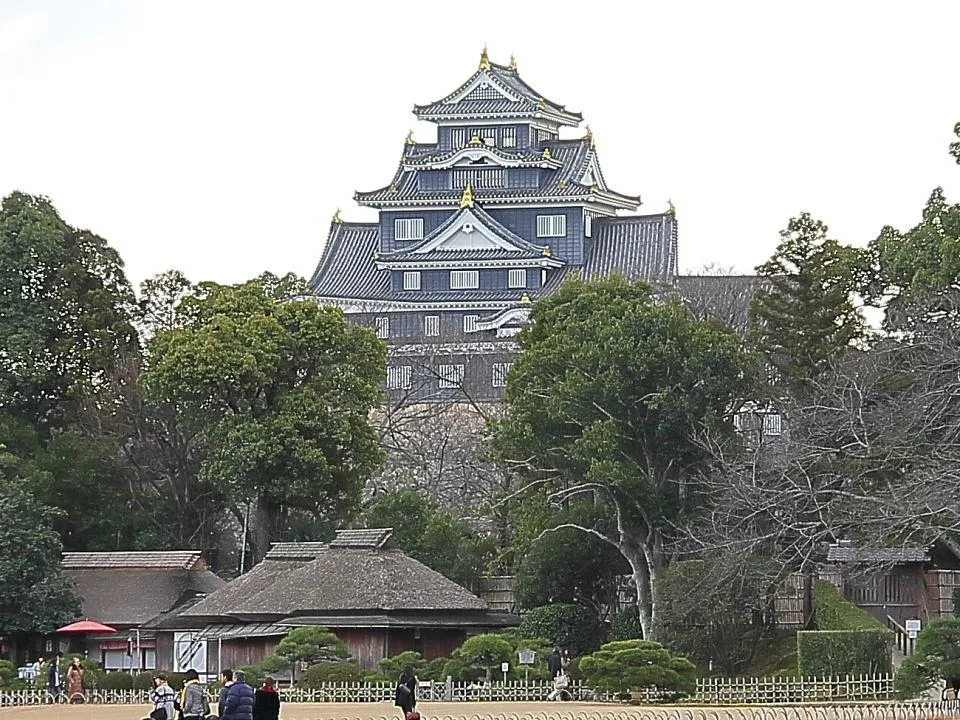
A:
[2,1,959,289]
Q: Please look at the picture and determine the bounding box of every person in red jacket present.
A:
[252,676,280,720]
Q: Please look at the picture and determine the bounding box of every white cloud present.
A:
[0,12,46,55]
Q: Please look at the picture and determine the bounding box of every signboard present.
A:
[174,632,206,673]
[905,619,922,633]
[500,662,509,673]
[518,649,536,665]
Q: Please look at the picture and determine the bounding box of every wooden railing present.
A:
[0,675,901,707]
[888,614,918,657]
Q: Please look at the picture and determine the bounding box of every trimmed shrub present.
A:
[133,672,155,691]
[797,630,891,675]
[453,634,512,681]
[518,604,603,656]
[578,639,696,701]
[98,672,134,690]
[895,617,960,699]
[299,661,362,687]
[378,651,426,680]
[813,580,888,631]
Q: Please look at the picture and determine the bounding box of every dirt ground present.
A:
[0,701,641,720]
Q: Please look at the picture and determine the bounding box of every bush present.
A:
[518,604,603,656]
[423,657,450,682]
[578,639,696,701]
[797,580,892,675]
[378,651,425,680]
[895,617,960,699]
[610,606,643,641]
[276,626,348,666]
[98,672,134,690]
[453,634,512,681]
[0,660,16,688]
[299,661,362,687]
[797,630,892,675]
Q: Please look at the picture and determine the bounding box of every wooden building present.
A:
[61,551,225,671]
[180,529,517,671]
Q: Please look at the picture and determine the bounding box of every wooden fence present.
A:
[0,675,898,707]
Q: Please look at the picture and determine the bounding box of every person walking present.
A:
[147,673,176,720]
[546,647,569,701]
[66,657,84,703]
[46,652,62,702]
[252,675,281,720]
[176,668,207,720]
[218,668,235,718]
[222,669,255,720]
[394,664,418,718]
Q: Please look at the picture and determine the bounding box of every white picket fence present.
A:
[0,675,897,708]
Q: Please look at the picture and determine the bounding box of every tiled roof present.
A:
[265,542,329,560]
[328,528,393,548]
[379,204,550,264]
[827,545,929,564]
[64,566,226,626]
[357,140,639,209]
[308,223,387,300]
[62,551,204,570]
[413,61,581,125]
[183,558,313,618]
[583,214,678,284]
[674,275,761,334]
[198,623,291,639]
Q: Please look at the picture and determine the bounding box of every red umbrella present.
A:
[56,620,117,634]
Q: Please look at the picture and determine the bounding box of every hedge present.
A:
[797,629,892,675]
[813,579,889,631]
[797,580,893,675]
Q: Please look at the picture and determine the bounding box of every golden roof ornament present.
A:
[536,97,545,111]
[468,132,483,147]
[479,47,491,71]
[541,147,552,160]
[520,292,532,304]
[509,54,517,70]
[389,183,398,194]
[590,183,599,193]
[460,183,475,209]
[332,209,342,224]
[542,245,552,257]
[405,130,415,145]
[372,249,380,260]
[666,198,676,215]
[557,179,568,189]
[584,125,594,148]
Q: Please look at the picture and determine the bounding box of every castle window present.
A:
[537,214,566,238]
[463,315,479,333]
[451,128,468,149]
[395,218,424,241]
[492,362,512,387]
[584,214,593,238]
[450,270,479,290]
[452,168,503,188]
[424,315,440,337]
[386,365,412,390]
[375,317,389,339]
[763,414,783,436]
[438,364,464,389]
[508,269,527,289]
[403,271,421,291]
[502,127,516,147]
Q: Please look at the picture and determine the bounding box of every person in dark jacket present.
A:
[394,664,417,717]
[252,675,281,720]
[547,647,563,679]
[218,668,234,718]
[223,669,255,720]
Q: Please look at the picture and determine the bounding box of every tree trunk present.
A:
[621,533,667,641]
[248,494,283,565]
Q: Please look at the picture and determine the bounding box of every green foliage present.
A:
[797,630,891,675]
[654,558,779,675]
[143,278,386,560]
[97,672,134,690]
[453,633,513,680]
[578,639,697,700]
[0,660,16,687]
[750,213,866,395]
[377,651,426,679]
[895,618,960,699]
[299,661,362,687]
[813,580,888,631]
[0,478,80,635]
[363,490,490,587]
[132,672,155,691]
[0,192,139,431]
[518,604,604,656]
[513,501,628,615]
[610,607,644,641]
[275,626,349,666]
[952,587,960,616]
[491,276,760,639]
[423,657,450,682]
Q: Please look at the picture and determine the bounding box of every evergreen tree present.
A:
[749,213,865,395]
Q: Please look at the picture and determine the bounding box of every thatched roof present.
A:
[62,552,225,626]
[184,530,488,620]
